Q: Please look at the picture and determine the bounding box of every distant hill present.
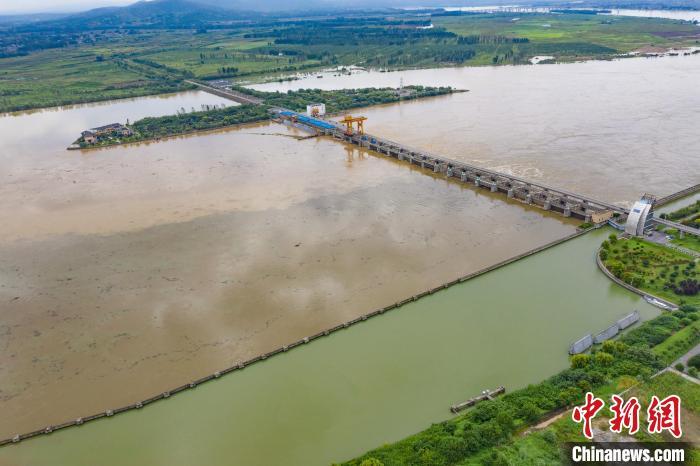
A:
[25,0,249,30]
[0,13,69,26]
[12,0,700,32]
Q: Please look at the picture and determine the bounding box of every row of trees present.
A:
[242,86,454,114]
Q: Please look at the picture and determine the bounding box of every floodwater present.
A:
[0,91,576,438]
[250,54,700,206]
[0,229,659,466]
[441,6,700,21]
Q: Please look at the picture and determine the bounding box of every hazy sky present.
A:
[0,0,133,14]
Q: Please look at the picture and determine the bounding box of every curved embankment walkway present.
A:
[0,228,592,447]
[595,249,678,310]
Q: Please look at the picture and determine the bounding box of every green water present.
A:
[656,192,700,215]
[0,229,658,466]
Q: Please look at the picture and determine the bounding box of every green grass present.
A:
[653,320,700,365]
[602,237,699,307]
[468,372,700,466]
[672,235,700,253]
[435,13,700,58]
[633,370,700,413]
[0,40,193,112]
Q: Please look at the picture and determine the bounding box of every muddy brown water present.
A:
[251,54,700,206]
[0,91,576,438]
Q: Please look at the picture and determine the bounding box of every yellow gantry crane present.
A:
[340,115,367,135]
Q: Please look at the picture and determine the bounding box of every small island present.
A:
[68,85,460,150]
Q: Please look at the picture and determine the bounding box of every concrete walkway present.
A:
[673,342,700,369]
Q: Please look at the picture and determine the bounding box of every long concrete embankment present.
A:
[0,227,593,447]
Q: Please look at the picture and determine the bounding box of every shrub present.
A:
[688,354,700,370]
[595,352,614,366]
[360,459,384,466]
[571,354,591,369]
[675,279,699,296]
[674,362,685,372]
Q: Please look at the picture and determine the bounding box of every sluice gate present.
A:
[277,111,621,222]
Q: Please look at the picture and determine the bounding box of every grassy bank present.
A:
[600,235,699,307]
[3,12,699,112]
[461,371,699,465]
[70,86,455,148]
[342,306,699,465]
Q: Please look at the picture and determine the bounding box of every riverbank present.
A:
[0,228,589,448]
[596,246,680,310]
[600,235,699,307]
[345,305,700,465]
[0,229,659,465]
[68,86,457,150]
[3,9,700,113]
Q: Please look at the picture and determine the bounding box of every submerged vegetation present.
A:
[344,305,700,465]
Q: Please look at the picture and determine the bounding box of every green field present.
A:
[601,236,699,307]
[0,40,193,112]
[2,12,699,112]
[435,13,700,62]
[673,234,700,253]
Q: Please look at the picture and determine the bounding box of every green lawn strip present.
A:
[653,319,700,366]
[670,233,700,254]
[341,307,699,466]
[601,236,699,307]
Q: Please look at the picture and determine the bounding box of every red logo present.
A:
[572,392,683,439]
[572,392,605,439]
[647,395,682,438]
[609,394,641,435]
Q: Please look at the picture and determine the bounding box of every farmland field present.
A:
[2,12,699,112]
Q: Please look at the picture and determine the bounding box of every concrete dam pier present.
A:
[277,111,619,222]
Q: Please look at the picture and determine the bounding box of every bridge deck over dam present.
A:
[276,110,625,222]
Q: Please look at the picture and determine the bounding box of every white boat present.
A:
[643,295,676,311]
